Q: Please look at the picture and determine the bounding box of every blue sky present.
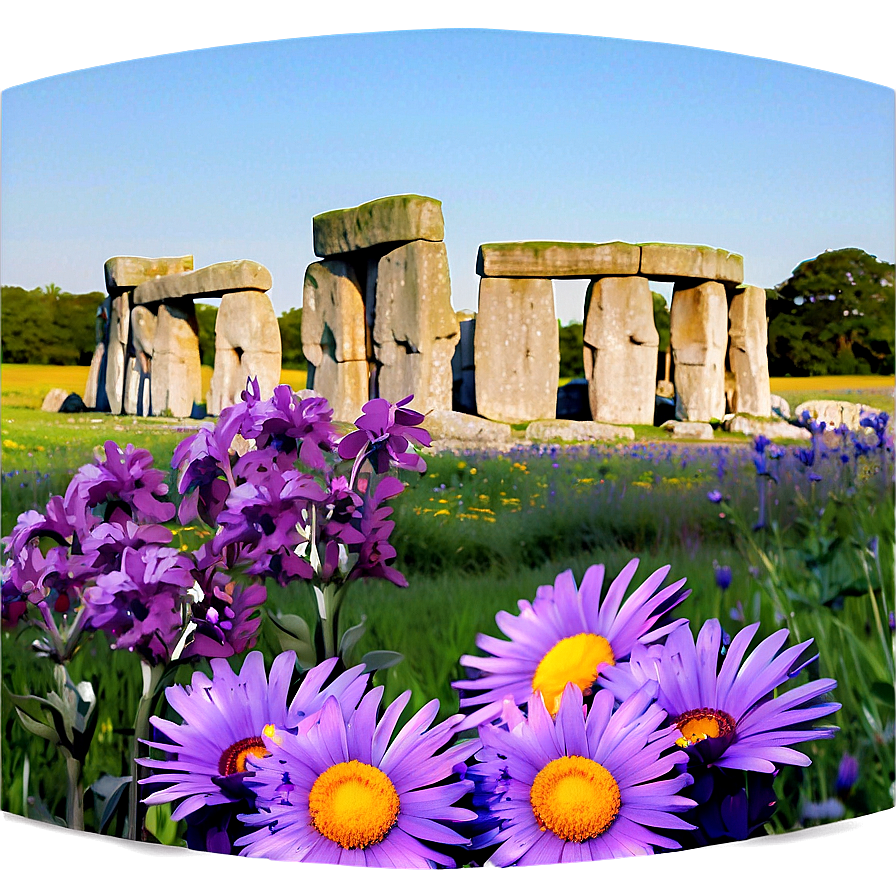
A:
[2,28,893,322]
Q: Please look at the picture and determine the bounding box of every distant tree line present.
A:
[0,288,309,370]
[3,248,893,376]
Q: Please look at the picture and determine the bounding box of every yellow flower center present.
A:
[218,736,269,776]
[530,755,621,842]
[673,708,737,747]
[309,760,400,850]
[532,633,616,714]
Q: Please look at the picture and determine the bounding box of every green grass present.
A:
[1,371,893,840]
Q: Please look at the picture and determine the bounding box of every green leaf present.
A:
[871,681,895,704]
[90,774,132,834]
[361,650,404,673]
[267,612,317,667]
[15,707,60,744]
[338,616,367,664]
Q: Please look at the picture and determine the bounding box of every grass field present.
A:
[770,375,894,415]
[1,365,893,842]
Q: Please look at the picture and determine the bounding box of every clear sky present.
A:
[1,29,893,323]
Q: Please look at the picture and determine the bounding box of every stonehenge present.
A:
[302,195,459,418]
[81,195,772,433]
[84,255,281,417]
[473,238,769,425]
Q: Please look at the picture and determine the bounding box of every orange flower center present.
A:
[673,708,736,747]
[532,633,616,715]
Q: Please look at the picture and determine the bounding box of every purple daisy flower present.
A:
[472,684,695,865]
[649,619,840,772]
[139,653,369,821]
[453,559,690,727]
[235,690,479,868]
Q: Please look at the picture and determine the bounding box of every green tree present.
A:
[194,302,218,368]
[652,291,670,353]
[558,321,584,378]
[769,248,895,375]
[278,307,306,369]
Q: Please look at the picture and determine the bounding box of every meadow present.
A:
[1,365,893,846]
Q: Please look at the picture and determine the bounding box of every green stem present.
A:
[128,661,164,841]
[63,750,84,831]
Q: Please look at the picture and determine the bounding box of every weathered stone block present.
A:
[794,400,885,431]
[133,260,272,305]
[308,356,368,423]
[207,290,282,415]
[770,394,791,419]
[640,244,744,284]
[424,409,512,442]
[724,415,811,440]
[302,261,367,367]
[151,303,202,418]
[41,389,70,413]
[671,281,728,421]
[474,278,558,423]
[728,285,771,417]
[313,194,444,257]
[661,420,715,440]
[526,419,635,442]
[104,255,193,295]
[583,276,658,425]
[372,240,459,412]
[83,342,105,410]
[477,241,640,279]
[105,293,131,415]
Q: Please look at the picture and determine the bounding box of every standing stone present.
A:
[83,341,106,410]
[728,285,771,417]
[152,303,201,418]
[475,278,558,423]
[105,293,131,415]
[208,291,281,415]
[124,306,158,416]
[671,281,728,421]
[371,240,459,412]
[84,297,111,411]
[301,261,368,421]
[583,276,658,425]
[372,242,456,401]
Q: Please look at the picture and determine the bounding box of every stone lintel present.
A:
[313,194,444,257]
[132,260,272,305]
[103,256,194,294]
[639,243,744,284]
[477,241,640,278]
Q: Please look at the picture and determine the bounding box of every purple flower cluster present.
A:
[173,383,428,593]
[452,561,840,862]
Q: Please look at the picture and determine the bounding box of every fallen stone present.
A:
[661,420,715,440]
[770,394,791,419]
[670,280,728,421]
[423,409,512,442]
[794,400,886,431]
[640,244,744,284]
[477,241,640,279]
[728,285,771,417]
[59,393,88,414]
[41,388,71,413]
[372,240,458,412]
[313,194,444,257]
[104,255,193,294]
[527,419,635,442]
[132,260,272,305]
[151,303,202,418]
[724,415,811,440]
[583,276,658,425]
[302,261,367,366]
[474,277,559,423]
